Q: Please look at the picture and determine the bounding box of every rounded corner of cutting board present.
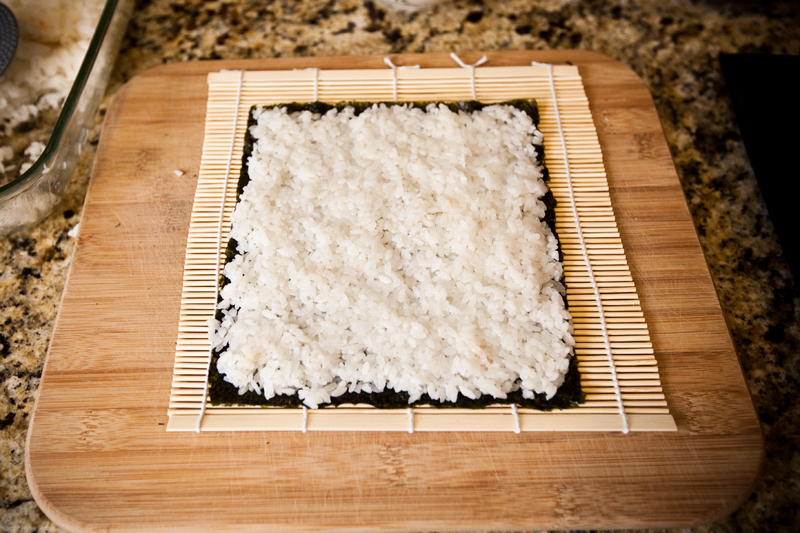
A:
[692,448,766,527]
[129,59,215,79]
[105,61,217,106]
[25,440,86,533]
[572,51,654,90]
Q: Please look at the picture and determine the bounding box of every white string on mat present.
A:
[407,408,415,434]
[510,404,521,434]
[383,57,420,102]
[302,406,309,433]
[196,69,245,434]
[311,67,319,101]
[532,61,630,434]
[449,53,488,100]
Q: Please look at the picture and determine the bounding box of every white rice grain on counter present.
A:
[209,103,574,409]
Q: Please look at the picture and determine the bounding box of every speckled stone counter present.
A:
[2,1,799,531]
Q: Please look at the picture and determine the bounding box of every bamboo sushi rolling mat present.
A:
[168,63,677,433]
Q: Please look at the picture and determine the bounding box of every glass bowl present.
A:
[0,0,133,235]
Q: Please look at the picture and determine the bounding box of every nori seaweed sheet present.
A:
[209,100,583,410]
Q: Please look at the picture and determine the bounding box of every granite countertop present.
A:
[2,0,799,531]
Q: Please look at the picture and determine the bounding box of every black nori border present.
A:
[209,100,583,410]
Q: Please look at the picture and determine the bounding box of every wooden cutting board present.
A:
[26,51,763,532]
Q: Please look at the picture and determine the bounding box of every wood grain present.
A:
[26,51,763,532]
